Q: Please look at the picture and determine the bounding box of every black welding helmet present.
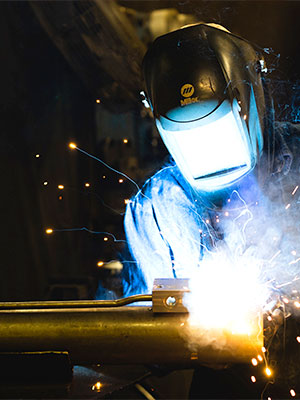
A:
[142,23,267,192]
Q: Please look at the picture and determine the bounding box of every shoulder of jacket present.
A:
[132,165,179,202]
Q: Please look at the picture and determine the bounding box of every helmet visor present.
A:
[156,100,254,191]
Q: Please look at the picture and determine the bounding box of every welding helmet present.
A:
[142,23,268,192]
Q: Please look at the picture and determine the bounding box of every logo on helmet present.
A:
[180,84,194,98]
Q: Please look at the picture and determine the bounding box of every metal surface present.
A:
[152,278,189,313]
[0,305,263,366]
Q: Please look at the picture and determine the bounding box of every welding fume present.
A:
[119,22,300,398]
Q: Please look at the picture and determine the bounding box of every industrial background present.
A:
[1,0,300,301]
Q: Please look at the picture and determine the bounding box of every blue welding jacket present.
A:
[123,160,266,295]
[123,122,300,297]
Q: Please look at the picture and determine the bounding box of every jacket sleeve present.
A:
[123,193,174,295]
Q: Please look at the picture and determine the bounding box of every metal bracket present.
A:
[152,278,189,313]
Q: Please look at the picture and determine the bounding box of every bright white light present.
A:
[157,101,252,191]
[183,248,269,334]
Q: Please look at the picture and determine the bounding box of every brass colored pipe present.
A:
[0,305,263,366]
[0,294,152,310]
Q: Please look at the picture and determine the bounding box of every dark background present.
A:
[0,0,300,301]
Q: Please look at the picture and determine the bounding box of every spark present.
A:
[85,183,90,187]
[269,250,281,263]
[265,367,272,377]
[292,186,299,195]
[69,142,77,149]
[296,336,300,343]
[292,250,297,256]
[262,347,266,353]
[251,358,258,366]
[58,185,64,190]
[103,237,108,241]
[123,138,128,144]
[45,228,53,235]
[285,203,291,210]
[290,389,296,397]
[289,257,300,266]
[119,179,124,183]
[124,199,130,204]
[251,376,256,383]
[282,297,289,304]
[69,144,140,191]
[96,99,101,104]
[42,227,126,243]
[294,301,300,308]
[35,154,40,158]
[257,355,263,362]
[97,261,104,267]
[43,181,48,186]
[92,381,101,391]
[267,315,272,321]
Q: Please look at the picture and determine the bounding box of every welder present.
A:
[122,23,300,398]
[123,22,299,295]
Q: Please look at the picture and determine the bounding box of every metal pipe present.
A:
[0,294,152,310]
[0,305,263,366]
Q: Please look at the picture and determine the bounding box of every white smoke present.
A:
[182,171,300,353]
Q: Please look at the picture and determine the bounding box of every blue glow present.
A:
[124,163,265,294]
